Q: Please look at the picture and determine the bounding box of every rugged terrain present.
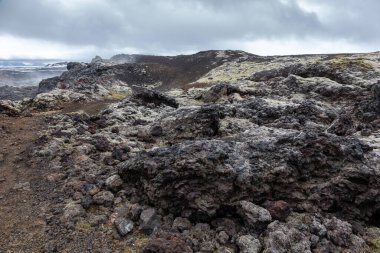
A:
[0,50,380,252]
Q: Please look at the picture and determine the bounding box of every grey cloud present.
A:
[0,0,321,51]
[0,0,378,55]
[308,0,380,43]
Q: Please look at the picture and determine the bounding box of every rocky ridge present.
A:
[1,50,380,252]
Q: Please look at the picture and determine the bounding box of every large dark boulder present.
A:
[373,81,380,113]
[38,76,61,93]
[156,104,224,142]
[118,133,376,223]
[131,87,179,108]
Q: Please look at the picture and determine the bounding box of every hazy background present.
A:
[0,60,66,87]
[0,0,379,60]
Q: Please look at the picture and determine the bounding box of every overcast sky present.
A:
[0,0,379,60]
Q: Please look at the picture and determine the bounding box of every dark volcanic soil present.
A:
[0,101,115,252]
[0,113,47,252]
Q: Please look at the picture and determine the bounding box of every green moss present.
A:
[108,90,131,100]
[327,57,374,71]
[122,249,137,253]
[76,222,91,232]
[122,236,149,253]
[369,238,380,249]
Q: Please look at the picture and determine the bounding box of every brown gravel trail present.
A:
[0,101,114,252]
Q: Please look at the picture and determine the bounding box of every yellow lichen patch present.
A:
[369,238,380,252]
[122,249,134,253]
[194,55,325,84]
[75,222,91,232]
[327,57,374,71]
[134,237,150,248]
[108,90,131,100]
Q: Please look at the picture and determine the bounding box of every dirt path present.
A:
[0,101,115,252]
[0,113,48,252]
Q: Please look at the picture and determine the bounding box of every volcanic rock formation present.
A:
[1,50,380,252]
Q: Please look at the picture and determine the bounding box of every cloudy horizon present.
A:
[0,0,379,61]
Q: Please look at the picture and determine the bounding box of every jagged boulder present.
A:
[0,100,23,116]
[38,76,61,93]
[131,87,178,108]
[156,104,224,141]
[200,83,244,103]
[373,81,380,113]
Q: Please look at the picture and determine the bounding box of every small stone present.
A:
[82,183,100,196]
[325,217,355,247]
[13,182,31,191]
[361,129,372,136]
[114,197,123,205]
[200,241,216,252]
[47,173,65,182]
[105,174,123,191]
[62,202,85,222]
[0,153,4,162]
[73,191,83,200]
[112,146,131,161]
[131,147,140,153]
[217,231,229,244]
[140,208,156,222]
[211,218,238,236]
[92,136,111,152]
[139,208,161,234]
[81,195,93,209]
[150,125,163,137]
[190,223,212,243]
[111,127,120,134]
[114,217,134,236]
[311,218,327,237]
[0,177,5,183]
[237,201,272,230]
[129,203,144,221]
[88,214,107,227]
[310,235,319,247]
[236,235,262,253]
[14,155,23,162]
[93,191,115,206]
[217,246,235,253]
[266,200,291,221]
[265,221,312,252]
[103,156,117,165]
[172,217,192,232]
